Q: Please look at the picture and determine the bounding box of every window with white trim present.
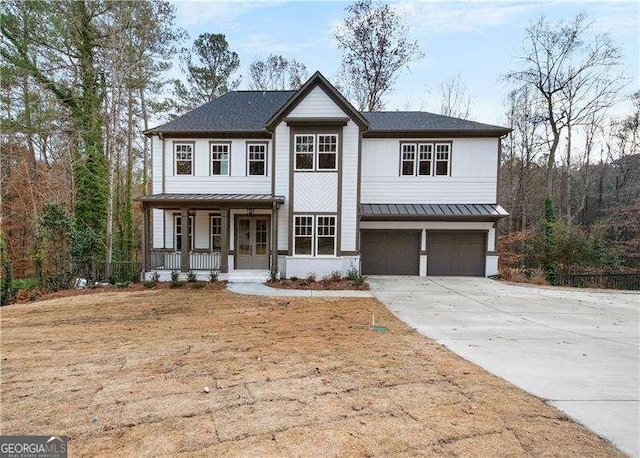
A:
[400,142,451,176]
[418,143,433,176]
[247,143,267,176]
[211,215,222,251]
[211,143,230,176]
[435,143,450,176]
[294,135,314,170]
[293,215,337,256]
[401,144,416,176]
[175,143,193,175]
[317,135,337,170]
[293,215,313,255]
[316,216,336,255]
[174,215,194,251]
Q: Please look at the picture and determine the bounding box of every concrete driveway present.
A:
[368,276,640,457]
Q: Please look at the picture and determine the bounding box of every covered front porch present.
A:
[138,193,284,277]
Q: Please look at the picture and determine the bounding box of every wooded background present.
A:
[1,0,638,296]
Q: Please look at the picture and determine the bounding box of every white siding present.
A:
[294,173,338,212]
[151,135,163,194]
[341,121,359,252]
[152,209,163,248]
[289,86,346,117]
[274,123,290,251]
[361,137,499,204]
[164,138,271,195]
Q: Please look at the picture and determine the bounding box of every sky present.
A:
[170,0,640,125]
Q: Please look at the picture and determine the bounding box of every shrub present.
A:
[209,271,218,282]
[116,281,130,288]
[330,270,343,281]
[290,276,298,282]
[170,271,182,288]
[151,272,160,283]
[0,233,12,306]
[306,272,316,283]
[142,281,156,289]
[347,267,366,286]
[269,270,278,281]
[186,271,197,282]
[11,278,39,291]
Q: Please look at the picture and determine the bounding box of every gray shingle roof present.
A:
[362,111,510,133]
[147,91,296,134]
[361,203,508,219]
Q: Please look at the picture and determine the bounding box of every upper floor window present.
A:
[317,135,337,170]
[295,135,315,170]
[435,143,450,176]
[401,144,416,176]
[247,143,267,176]
[400,142,451,176]
[211,143,230,176]
[175,143,193,175]
[295,133,339,171]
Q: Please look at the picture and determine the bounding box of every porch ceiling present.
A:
[136,193,284,209]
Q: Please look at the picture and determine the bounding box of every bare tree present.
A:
[504,14,623,198]
[334,0,422,111]
[248,55,308,90]
[439,74,471,119]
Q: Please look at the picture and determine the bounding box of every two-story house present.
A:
[139,72,509,281]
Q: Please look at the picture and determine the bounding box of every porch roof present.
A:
[361,203,508,220]
[137,193,285,208]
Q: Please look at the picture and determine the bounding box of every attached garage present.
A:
[361,230,420,275]
[427,231,486,276]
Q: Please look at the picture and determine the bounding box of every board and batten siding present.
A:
[274,123,290,252]
[289,86,345,118]
[151,135,164,248]
[360,137,499,204]
[340,120,359,252]
[163,138,271,195]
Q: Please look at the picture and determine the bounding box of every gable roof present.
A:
[363,111,511,136]
[145,90,296,135]
[265,71,369,131]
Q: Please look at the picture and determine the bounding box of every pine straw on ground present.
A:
[0,290,620,457]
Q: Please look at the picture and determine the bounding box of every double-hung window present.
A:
[211,216,222,251]
[211,143,230,175]
[174,215,194,251]
[293,215,337,256]
[435,143,450,176]
[247,143,267,176]
[294,133,338,171]
[175,143,193,175]
[317,135,338,170]
[400,142,450,176]
[295,135,315,170]
[293,216,314,255]
[418,144,433,176]
[401,144,416,176]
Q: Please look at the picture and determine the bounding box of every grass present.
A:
[0,290,620,456]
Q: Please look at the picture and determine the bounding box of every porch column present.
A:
[143,204,152,273]
[180,206,189,272]
[271,202,278,274]
[220,208,229,273]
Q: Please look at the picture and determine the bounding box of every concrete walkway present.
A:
[368,276,640,457]
[227,282,373,297]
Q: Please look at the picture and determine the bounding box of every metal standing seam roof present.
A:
[360,203,509,218]
[136,193,285,204]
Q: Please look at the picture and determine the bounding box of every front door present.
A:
[235,216,270,270]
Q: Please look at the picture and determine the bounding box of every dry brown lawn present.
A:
[0,289,620,456]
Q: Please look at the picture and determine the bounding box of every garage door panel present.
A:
[361,230,420,275]
[427,232,485,277]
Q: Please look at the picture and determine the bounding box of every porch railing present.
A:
[148,249,220,271]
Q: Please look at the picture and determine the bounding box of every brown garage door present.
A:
[427,232,486,276]
[361,230,420,275]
